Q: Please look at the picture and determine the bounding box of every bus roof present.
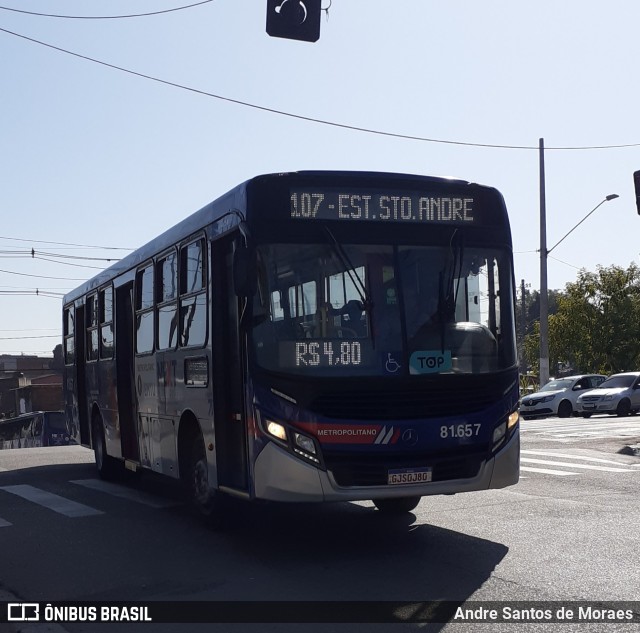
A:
[63,170,503,304]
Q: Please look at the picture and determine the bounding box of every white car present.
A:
[520,374,607,419]
[576,372,640,417]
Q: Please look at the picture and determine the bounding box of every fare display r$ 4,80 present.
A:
[290,189,476,224]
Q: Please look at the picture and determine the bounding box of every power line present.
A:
[0,1,215,20]
[0,268,87,281]
[2,25,640,152]
[0,235,134,250]
[0,291,65,298]
[0,328,59,332]
[0,249,122,261]
[33,256,107,270]
[0,334,60,340]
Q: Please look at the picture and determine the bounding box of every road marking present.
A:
[521,450,640,466]
[520,466,577,476]
[0,484,104,517]
[0,517,12,527]
[70,479,178,508]
[520,458,637,473]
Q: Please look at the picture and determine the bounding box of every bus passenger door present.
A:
[212,238,249,492]
[115,282,139,462]
[74,305,90,445]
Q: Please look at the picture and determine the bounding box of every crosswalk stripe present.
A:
[0,484,104,517]
[521,450,638,466]
[520,466,577,476]
[520,457,636,473]
[0,517,12,527]
[70,479,178,508]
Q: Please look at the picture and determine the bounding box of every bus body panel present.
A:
[253,428,519,502]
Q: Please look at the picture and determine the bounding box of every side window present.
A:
[99,286,114,359]
[32,415,43,436]
[270,291,285,321]
[179,239,207,348]
[591,376,605,388]
[157,252,178,350]
[21,416,34,439]
[136,264,154,355]
[289,281,317,318]
[86,294,99,361]
[63,306,75,365]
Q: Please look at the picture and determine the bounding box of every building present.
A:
[0,354,63,419]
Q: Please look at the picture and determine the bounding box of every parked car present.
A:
[520,374,607,419]
[576,372,640,417]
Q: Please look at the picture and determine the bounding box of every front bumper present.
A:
[577,401,616,414]
[253,428,520,502]
[520,404,554,417]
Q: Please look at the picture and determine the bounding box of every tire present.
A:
[373,496,421,515]
[188,435,225,527]
[92,413,120,480]
[557,400,573,418]
[616,399,631,417]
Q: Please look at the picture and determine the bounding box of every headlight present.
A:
[293,432,320,464]
[263,417,322,465]
[540,395,556,403]
[493,422,506,445]
[493,411,519,451]
[603,395,614,401]
[294,432,316,455]
[266,420,287,442]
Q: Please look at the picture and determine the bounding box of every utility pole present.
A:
[539,138,549,386]
[539,134,619,386]
[520,279,528,375]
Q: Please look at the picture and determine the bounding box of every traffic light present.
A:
[634,170,640,215]
[266,0,321,42]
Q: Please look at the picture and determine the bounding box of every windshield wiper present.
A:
[436,229,464,352]
[323,226,373,313]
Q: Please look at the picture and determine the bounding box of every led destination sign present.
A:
[290,188,475,224]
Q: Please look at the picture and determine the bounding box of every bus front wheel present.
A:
[189,437,224,528]
[373,496,421,515]
[92,413,119,480]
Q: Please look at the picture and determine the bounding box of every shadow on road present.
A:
[0,459,509,630]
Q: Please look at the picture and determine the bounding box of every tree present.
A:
[517,287,562,372]
[51,344,64,371]
[524,264,640,376]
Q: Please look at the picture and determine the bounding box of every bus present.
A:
[0,411,71,449]
[63,171,520,519]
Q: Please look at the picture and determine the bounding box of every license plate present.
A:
[388,467,432,485]
[583,403,595,409]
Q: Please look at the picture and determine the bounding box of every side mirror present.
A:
[233,241,257,298]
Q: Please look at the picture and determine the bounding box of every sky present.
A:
[2,0,640,356]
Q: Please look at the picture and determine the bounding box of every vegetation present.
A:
[522,264,640,376]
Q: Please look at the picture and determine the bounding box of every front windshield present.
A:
[47,412,68,431]
[251,242,516,377]
[600,374,636,389]
[539,379,573,392]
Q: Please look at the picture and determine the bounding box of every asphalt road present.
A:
[1,414,639,632]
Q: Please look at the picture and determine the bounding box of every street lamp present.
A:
[539,190,619,386]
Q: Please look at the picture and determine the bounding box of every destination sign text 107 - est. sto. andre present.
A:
[290,189,475,223]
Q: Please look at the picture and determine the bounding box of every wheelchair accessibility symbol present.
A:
[385,353,401,373]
